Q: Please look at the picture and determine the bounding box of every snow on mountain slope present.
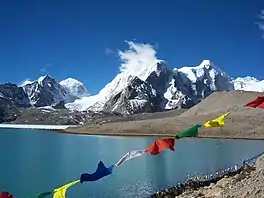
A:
[20,80,33,87]
[177,60,234,91]
[21,75,91,107]
[65,94,100,111]
[59,78,90,98]
[161,60,234,110]
[65,42,235,113]
[233,76,264,92]
[97,41,165,102]
[66,41,165,111]
[64,41,263,114]
[22,75,68,106]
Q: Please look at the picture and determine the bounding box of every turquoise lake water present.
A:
[1,129,264,198]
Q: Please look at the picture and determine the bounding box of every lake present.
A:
[1,129,264,198]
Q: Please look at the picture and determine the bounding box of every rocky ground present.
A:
[2,105,186,126]
[3,90,264,140]
[151,154,264,198]
[64,91,264,139]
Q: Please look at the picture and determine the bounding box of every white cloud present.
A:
[40,63,51,73]
[117,41,159,74]
[104,47,115,55]
[256,9,264,37]
[260,9,264,19]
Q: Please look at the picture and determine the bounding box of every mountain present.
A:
[1,60,264,118]
[0,83,30,107]
[0,83,30,122]
[65,60,236,114]
[103,76,159,114]
[22,75,68,107]
[21,75,89,107]
[59,78,90,98]
[232,76,264,92]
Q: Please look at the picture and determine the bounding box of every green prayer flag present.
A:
[33,192,52,198]
[175,124,202,139]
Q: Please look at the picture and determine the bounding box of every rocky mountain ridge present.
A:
[1,59,264,124]
[0,76,89,123]
[66,60,238,114]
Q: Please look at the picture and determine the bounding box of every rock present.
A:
[255,155,264,172]
[204,187,223,197]
[0,82,30,107]
[51,101,66,109]
[214,178,230,188]
[234,173,247,182]
[0,97,21,123]
[103,76,160,114]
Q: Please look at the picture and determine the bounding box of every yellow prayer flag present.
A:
[53,179,80,198]
[203,112,231,128]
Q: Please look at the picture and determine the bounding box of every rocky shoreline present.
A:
[150,154,264,198]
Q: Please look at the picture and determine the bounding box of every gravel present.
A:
[150,154,264,198]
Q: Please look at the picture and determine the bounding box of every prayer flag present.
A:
[115,150,146,167]
[203,112,231,128]
[244,96,264,108]
[175,124,202,139]
[80,161,114,183]
[53,180,80,198]
[145,138,175,155]
[0,192,13,198]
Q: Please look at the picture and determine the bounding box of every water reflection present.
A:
[1,129,264,198]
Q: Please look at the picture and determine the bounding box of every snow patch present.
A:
[233,76,264,92]
[60,77,90,98]
[129,99,148,109]
[0,124,78,129]
[65,95,99,111]
[178,60,221,83]
[37,106,56,111]
[20,79,33,87]
[37,76,47,85]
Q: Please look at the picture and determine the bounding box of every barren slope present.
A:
[180,90,262,117]
[65,91,264,139]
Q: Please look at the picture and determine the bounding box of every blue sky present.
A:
[0,0,263,94]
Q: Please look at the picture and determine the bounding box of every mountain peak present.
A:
[60,78,89,98]
[233,76,264,92]
[198,59,215,69]
[37,75,54,85]
[60,78,85,87]
[235,76,258,82]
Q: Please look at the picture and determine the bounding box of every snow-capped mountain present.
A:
[65,40,237,114]
[103,76,159,114]
[65,59,235,114]
[21,75,89,107]
[59,78,90,98]
[0,83,30,107]
[22,75,68,107]
[0,83,30,123]
[233,76,264,92]
[1,40,263,115]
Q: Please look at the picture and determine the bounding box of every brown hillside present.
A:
[65,90,264,139]
[179,90,263,117]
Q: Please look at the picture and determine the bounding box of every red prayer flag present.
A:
[258,102,264,109]
[0,192,14,198]
[145,138,175,155]
[244,96,264,108]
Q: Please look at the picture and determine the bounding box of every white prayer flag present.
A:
[115,150,146,167]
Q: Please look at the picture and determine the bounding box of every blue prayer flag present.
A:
[80,161,114,183]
